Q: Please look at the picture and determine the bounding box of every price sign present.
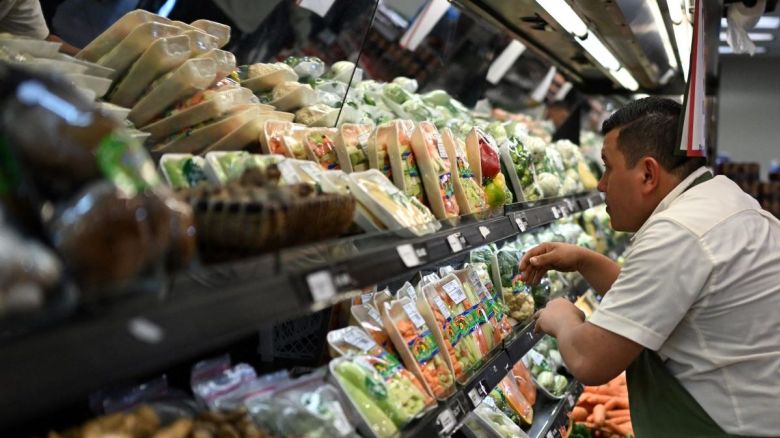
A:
[447,232,465,253]
[307,270,336,302]
[436,408,457,434]
[515,213,528,232]
[552,206,561,219]
[467,381,489,407]
[397,244,425,267]
[478,225,491,239]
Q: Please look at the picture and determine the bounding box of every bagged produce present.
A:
[191,19,231,48]
[441,128,487,214]
[511,360,537,405]
[474,397,529,438]
[335,123,372,173]
[129,57,217,127]
[153,105,258,154]
[97,21,181,79]
[382,297,456,400]
[239,62,298,92]
[77,9,170,62]
[367,122,393,181]
[269,81,317,112]
[203,151,283,186]
[387,120,425,204]
[298,127,340,170]
[419,274,489,382]
[108,35,191,108]
[492,375,533,426]
[411,121,459,219]
[284,56,325,80]
[466,128,513,207]
[329,358,398,438]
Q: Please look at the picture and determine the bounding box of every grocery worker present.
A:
[520,97,780,437]
[0,0,79,55]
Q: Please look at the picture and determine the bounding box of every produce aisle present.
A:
[0,4,634,438]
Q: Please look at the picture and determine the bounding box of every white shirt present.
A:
[590,167,780,436]
[0,0,49,40]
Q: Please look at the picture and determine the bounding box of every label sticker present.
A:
[397,244,421,267]
[437,408,457,434]
[432,294,452,320]
[343,329,377,352]
[442,279,467,304]
[403,302,426,328]
[447,233,464,253]
[436,135,448,159]
[307,270,336,302]
[527,349,546,366]
[366,305,383,325]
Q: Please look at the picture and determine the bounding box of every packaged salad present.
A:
[77,9,171,62]
[453,267,512,351]
[382,297,456,400]
[411,121,459,219]
[129,58,217,127]
[197,48,236,85]
[492,375,533,426]
[329,357,398,438]
[202,116,264,153]
[367,122,394,181]
[108,34,191,108]
[351,304,398,357]
[154,105,258,154]
[190,19,231,48]
[474,397,529,438]
[269,81,317,112]
[182,29,219,57]
[420,274,489,382]
[335,123,372,173]
[441,128,487,214]
[388,120,425,204]
[260,120,305,158]
[97,21,180,79]
[466,128,513,208]
[297,127,340,170]
[511,360,537,405]
[160,153,209,189]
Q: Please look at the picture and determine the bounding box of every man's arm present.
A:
[534,298,643,385]
[519,243,621,294]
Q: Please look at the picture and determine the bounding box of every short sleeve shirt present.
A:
[0,0,49,40]
[590,167,780,436]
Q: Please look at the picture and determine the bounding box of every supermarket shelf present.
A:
[527,381,584,438]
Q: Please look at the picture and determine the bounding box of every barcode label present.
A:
[527,349,546,366]
[366,305,383,325]
[403,302,426,328]
[447,233,464,253]
[436,135,448,159]
[361,293,373,305]
[442,279,467,304]
[432,294,452,319]
[468,269,490,298]
[344,329,377,352]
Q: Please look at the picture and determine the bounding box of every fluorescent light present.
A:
[721,16,780,29]
[486,40,526,84]
[666,0,684,25]
[633,93,650,100]
[720,31,774,42]
[578,33,621,71]
[537,0,588,37]
[719,45,768,54]
[649,0,678,69]
[610,68,639,91]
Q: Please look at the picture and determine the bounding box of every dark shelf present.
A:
[527,381,584,438]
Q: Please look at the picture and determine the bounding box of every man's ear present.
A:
[640,156,661,194]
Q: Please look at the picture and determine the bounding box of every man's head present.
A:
[545,101,570,129]
[598,97,706,232]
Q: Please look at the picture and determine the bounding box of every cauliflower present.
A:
[560,174,580,196]
[272,81,308,100]
[522,135,547,162]
[537,172,561,198]
[503,288,535,322]
[392,76,419,93]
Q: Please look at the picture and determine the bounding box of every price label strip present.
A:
[552,205,561,219]
[397,243,427,268]
[446,232,465,253]
[467,380,489,407]
[514,213,528,232]
[436,408,457,435]
[306,270,336,302]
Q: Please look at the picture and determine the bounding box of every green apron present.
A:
[625,171,758,438]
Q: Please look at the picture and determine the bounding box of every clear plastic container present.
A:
[97,21,180,79]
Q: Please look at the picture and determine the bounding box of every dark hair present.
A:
[601,97,706,178]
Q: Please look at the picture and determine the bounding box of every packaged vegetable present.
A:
[367,122,393,181]
[474,397,529,438]
[260,120,302,158]
[182,29,219,57]
[154,105,258,154]
[160,153,208,189]
[202,116,264,153]
[387,120,425,203]
[511,360,537,405]
[65,73,112,99]
[335,123,372,173]
[198,48,236,85]
[239,62,298,92]
[494,375,533,426]
[453,266,512,350]
[466,128,513,207]
[324,60,362,84]
[97,21,180,79]
[284,56,325,79]
[129,57,217,127]
[108,35,191,108]
[347,170,439,237]
[441,128,487,214]
[410,121,459,219]
[351,304,398,356]
[295,103,339,127]
[270,81,317,112]
[420,275,489,382]
[297,127,340,170]
[77,9,170,62]
[382,297,456,400]
[190,19,231,48]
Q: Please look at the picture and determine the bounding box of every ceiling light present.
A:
[719,45,768,54]
[721,16,780,29]
[720,32,775,42]
[578,33,621,71]
[649,0,678,69]
[610,68,639,91]
[666,0,684,25]
[537,0,588,38]
[486,40,527,84]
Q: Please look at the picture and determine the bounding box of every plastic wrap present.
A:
[197,49,237,85]
[411,121,459,219]
[367,122,394,181]
[512,360,537,405]
[77,9,170,62]
[128,57,217,127]
[202,116,264,153]
[295,103,339,127]
[239,62,298,92]
[474,397,529,438]
[191,19,231,48]
[183,29,219,57]
[269,81,317,112]
[386,120,424,204]
[260,120,297,157]
[108,35,191,108]
[97,21,181,79]
[159,154,208,189]
[466,128,513,207]
[335,123,372,173]
[65,73,113,99]
[154,105,258,154]
[492,375,533,426]
[284,56,325,79]
[298,127,340,170]
[442,128,487,214]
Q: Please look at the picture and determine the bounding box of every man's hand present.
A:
[533,298,585,337]
[519,243,583,286]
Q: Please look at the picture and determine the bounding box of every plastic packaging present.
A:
[198,49,237,85]
[77,9,171,62]
[270,81,317,112]
[387,120,425,204]
[190,355,258,410]
[183,29,219,57]
[474,397,529,438]
[351,304,398,356]
[160,153,208,189]
[203,151,283,185]
[55,53,115,77]
[453,267,512,351]
[512,358,537,405]
[97,21,181,79]
[411,121,459,219]
[65,73,112,99]
[492,375,533,426]
[239,62,298,92]
[108,35,191,108]
[298,127,341,170]
[442,128,487,214]
[284,56,325,79]
[335,123,372,173]
[202,116,264,153]
[0,36,61,58]
[128,57,217,127]
[191,19,231,48]
[260,120,301,157]
[153,105,258,154]
[382,297,456,400]
[367,122,394,181]
[466,127,513,207]
[295,103,339,127]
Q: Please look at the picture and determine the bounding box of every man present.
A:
[0,0,79,55]
[520,97,780,437]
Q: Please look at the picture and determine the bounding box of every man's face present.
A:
[597,129,650,232]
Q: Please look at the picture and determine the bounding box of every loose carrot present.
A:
[581,394,613,405]
[587,414,594,423]
[608,415,631,425]
[571,406,588,422]
[605,419,632,436]
[604,397,629,411]
[593,404,606,427]
[605,409,630,419]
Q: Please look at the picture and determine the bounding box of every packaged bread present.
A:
[388,120,425,203]
[269,81,317,112]
[128,57,217,127]
[191,19,230,48]
[367,122,393,181]
[108,35,191,108]
[142,87,254,144]
[97,22,181,79]
[183,29,219,57]
[335,123,372,173]
[238,62,298,92]
[198,49,236,84]
[77,9,170,62]
[410,121,459,219]
[154,105,259,154]
[441,128,487,214]
[298,127,340,170]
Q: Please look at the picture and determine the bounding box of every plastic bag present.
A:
[77,9,171,62]
[191,19,231,48]
[190,355,258,410]
[153,105,258,154]
[97,21,181,79]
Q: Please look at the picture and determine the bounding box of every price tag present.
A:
[344,329,377,352]
[307,270,336,302]
[527,349,546,366]
[432,294,452,319]
[552,206,561,219]
[400,282,417,301]
[447,232,465,253]
[547,431,555,438]
[478,226,491,239]
[403,302,426,328]
[467,381,488,407]
[442,279,467,304]
[455,140,467,158]
[567,394,576,408]
[587,198,594,209]
[515,214,528,232]
[361,293,373,304]
[468,269,490,298]
[397,244,422,267]
[366,305,383,325]
[436,135,448,159]
[437,408,457,434]
[560,205,569,216]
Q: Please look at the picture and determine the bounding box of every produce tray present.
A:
[527,381,584,438]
